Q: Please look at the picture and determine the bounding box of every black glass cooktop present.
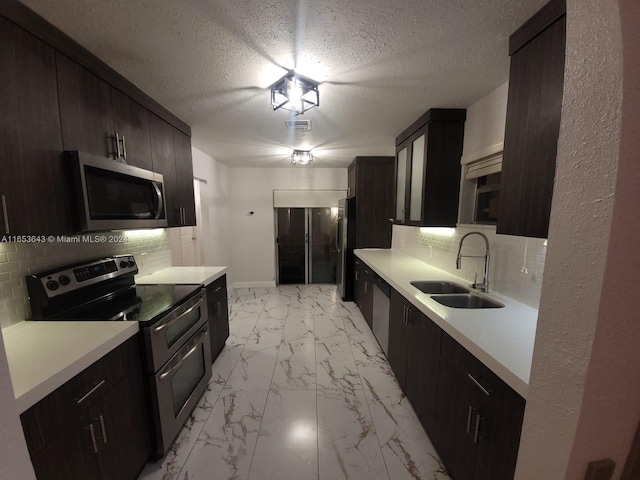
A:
[58,284,201,326]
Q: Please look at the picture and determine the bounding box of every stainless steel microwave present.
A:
[66,151,167,232]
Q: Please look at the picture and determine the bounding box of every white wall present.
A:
[228,167,347,286]
[0,330,35,479]
[191,147,232,280]
[516,0,640,478]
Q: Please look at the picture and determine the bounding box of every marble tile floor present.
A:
[139,285,450,480]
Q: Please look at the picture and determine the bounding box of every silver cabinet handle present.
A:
[89,424,99,453]
[159,328,208,380]
[466,406,474,434]
[213,286,222,293]
[76,380,106,405]
[467,373,492,396]
[355,271,359,281]
[112,132,122,160]
[217,300,222,318]
[364,281,368,294]
[120,135,127,162]
[474,413,482,444]
[154,291,205,333]
[1,195,9,234]
[99,415,107,444]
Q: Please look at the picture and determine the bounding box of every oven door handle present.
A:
[159,329,208,380]
[153,292,205,334]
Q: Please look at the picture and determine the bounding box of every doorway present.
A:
[275,207,338,285]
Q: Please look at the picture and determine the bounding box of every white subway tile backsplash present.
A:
[392,225,546,309]
[0,231,172,328]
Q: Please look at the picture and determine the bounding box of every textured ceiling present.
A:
[21,0,548,168]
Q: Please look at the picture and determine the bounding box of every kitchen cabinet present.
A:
[150,115,196,227]
[433,332,526,480]
[173,128,197,225]
[57,52,155,171]
[498,0,566,238]
[207,274,230,361]
[0,17,74,236]
[393,109,466,226]
[388,288,441,432]
[21,335,151,480]
[354,259,373,327]
[347,157,394,249]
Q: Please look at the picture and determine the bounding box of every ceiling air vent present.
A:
[284,120,311,131]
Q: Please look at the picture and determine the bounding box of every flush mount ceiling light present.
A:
[291,150,313,165]
[271,72,319,116]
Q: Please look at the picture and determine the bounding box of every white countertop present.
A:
[136,266,227,286]
[355,249,538,399]
[3,321,139,413]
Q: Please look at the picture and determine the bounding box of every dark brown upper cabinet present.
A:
[393,109,466,227]
[112,89,154,171]
[0,17,73,236]
[348,157,394,249]
[57,54,154,171]
[150,115,196,227]
[56,52,117,159]
[498,0,566,238]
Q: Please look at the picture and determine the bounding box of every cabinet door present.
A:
[31,409,101,480]
[407,133,426,223]
[388,289,408,390]
[173,129,196,225]
[112,89,153,170]
[150,114,180,226]
[57,52,116,158]
[405,308,441,432]
[394,147,408,222]
[347,164,356,197]
[0,18,73,236]
[471,367,526,480]
[498,12,565,238]
[207,276,229,361]
[433,357,476,480]
[354,260,365,308]
[95,369,151,480]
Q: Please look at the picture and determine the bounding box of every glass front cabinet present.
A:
[393,109,466,227]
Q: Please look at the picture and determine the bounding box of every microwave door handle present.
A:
[152,182,164,220]
[159,329,208,380]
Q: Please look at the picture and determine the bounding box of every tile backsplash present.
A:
[392,224,546,309]
[0,231,172,328]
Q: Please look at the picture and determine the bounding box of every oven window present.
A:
[165,305,202,348]
[171,345,205,416]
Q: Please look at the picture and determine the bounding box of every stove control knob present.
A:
[120,260,128,268]
[46,280,59,291]
[58,275,70,286]
[128,260,136,268]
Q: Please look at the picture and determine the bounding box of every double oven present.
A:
[26,255,212,458]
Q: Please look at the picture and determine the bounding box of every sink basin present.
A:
[410,281,470,294]
[431,294,504,309]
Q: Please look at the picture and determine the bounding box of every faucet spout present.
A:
[456,231,491,292]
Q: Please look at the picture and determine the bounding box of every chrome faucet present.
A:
[456,232,490,292]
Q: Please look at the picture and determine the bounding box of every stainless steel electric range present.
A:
[26,255,212,459]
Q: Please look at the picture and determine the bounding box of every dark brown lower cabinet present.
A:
[354,260,374,327]
[388,288,441,432]
[21,335,151,480]
[433,333,526,480]
[206,274,230,361]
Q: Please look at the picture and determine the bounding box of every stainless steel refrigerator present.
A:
[337,197,356,300]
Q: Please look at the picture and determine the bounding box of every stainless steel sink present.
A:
[410,281,470,294]
[431,294,504,309]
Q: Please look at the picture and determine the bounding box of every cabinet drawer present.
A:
[208,275,227,297]
[440,332,500,394]
[20,334,143,458]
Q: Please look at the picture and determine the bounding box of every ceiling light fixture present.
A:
[271,72,319,116]
[291,150,313,165]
